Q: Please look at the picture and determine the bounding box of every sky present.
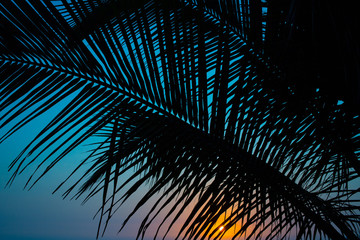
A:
[0,95,195,240]
[0,99,167,240]
[0,108,110,240]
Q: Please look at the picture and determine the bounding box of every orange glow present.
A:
[205,210,255,240]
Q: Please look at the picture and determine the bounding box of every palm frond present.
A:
[1,0,360,239]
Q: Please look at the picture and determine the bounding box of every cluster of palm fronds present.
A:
[1,0,360,239]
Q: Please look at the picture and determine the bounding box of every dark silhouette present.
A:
[1,0,360,239]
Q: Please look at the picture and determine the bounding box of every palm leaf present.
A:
[1,0,360,239]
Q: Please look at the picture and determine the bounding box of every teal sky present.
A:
[0,100,187,240]
[0,108,108,239]
[0,100,168,240]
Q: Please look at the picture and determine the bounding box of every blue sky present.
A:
[0,109,102,239]
[0,101,186,240]
[0,101,159,240]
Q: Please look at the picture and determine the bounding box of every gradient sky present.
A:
[0,100,176,240]
[1,110,107,240]
[0,103,301,240]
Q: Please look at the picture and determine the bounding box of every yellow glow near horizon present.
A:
[219,226,224,231]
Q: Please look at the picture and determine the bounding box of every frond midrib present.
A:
[0,54,176,120]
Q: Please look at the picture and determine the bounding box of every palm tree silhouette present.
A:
[1,0,360,239]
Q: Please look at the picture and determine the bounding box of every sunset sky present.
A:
[2,1,358,240]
